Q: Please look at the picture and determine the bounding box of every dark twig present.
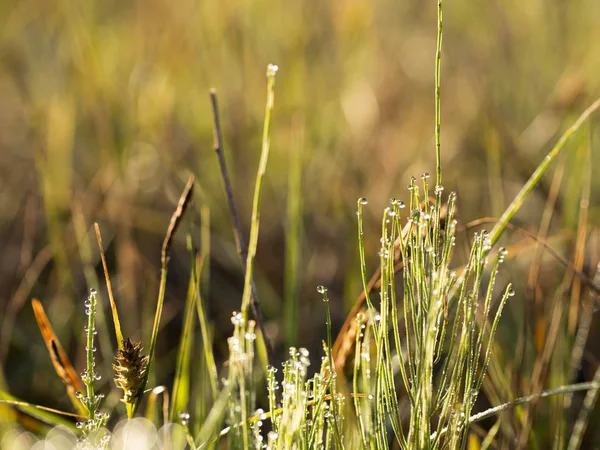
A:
[209,89,274,364]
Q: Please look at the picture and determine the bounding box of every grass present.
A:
[1,1,600,449]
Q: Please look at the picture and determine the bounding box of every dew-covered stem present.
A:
[77,289,109,446]
[240,64,278,324]
[435,0,443,187]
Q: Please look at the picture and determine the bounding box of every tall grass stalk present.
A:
[76,289,110,446]
[435,0,443,187]
[239,64,278,322]
[210,89,273,364]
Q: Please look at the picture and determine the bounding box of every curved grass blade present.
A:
[133,175,195,416]
[145,386,169,426]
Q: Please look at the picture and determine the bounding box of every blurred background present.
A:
[1,0,600,445]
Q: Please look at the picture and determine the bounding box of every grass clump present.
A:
[201,178,512,450]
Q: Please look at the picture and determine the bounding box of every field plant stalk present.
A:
[76,289,109,446]
[435,0,443,187]
[210,90,273,364]
[239,64,278,324]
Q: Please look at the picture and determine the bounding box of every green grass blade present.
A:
[239,64,278,322]
[284,124,303,349]
[169,231,199,423]
[489,97,600,246]
[195,382,236,448]
[193,248,219,402]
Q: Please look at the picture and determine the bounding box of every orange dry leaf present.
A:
[31,298,85,410]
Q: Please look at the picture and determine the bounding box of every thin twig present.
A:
[209,89,274,364]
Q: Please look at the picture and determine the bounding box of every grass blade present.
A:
[489,97,600,246]
[284,122,303,349]
[239,64,278,323]
[133,175,195,416]
[145,386,169,426]
[170,232,200,423]
[94,223,124,350]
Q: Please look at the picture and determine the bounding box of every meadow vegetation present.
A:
[1,0,600,448]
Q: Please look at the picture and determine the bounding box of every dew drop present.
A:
[359,197,368,205]
[266,64,279,76]
[317,285,327,294]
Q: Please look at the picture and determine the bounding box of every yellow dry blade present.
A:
[94,223,124,350]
